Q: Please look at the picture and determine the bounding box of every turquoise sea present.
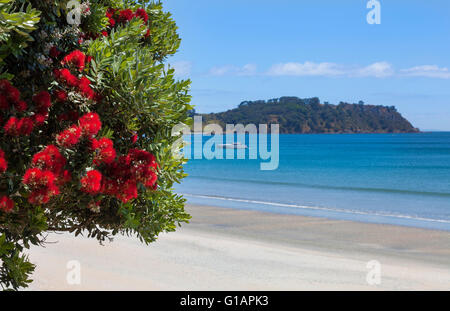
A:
[175,132,450,231]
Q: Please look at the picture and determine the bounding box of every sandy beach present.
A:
[26,204,450,291]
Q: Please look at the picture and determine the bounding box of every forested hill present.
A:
[197,97,419,134]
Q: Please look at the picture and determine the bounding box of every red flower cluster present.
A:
[54,90,68,103]
[23,168,60,205]
[117,9,134,23]
[0,80,50,136]
[62,50,86,71]
[80,170,102,194]
[0,196,14,213]
[78,76,95,99]
[134,8,149,23]
[91,138,116,165]
[104,7,150,38]
[31,145,67,178]
[24,144,71,205]
[24,145,70,205]
[56,112,102,148]
[0,149,7,174]
[54,68,78,87]
[15,100,27,112]
[56,125,82,148]
[4,117,34,136]
[33,91,51,113]
[105,8,117,27]
[100,148,158,202]
[129,149,158,188]
[79,112,101,137]
[49,46,61,59]
[54,50,97,101]
[0,79,20,109]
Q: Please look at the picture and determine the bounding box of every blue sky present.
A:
[163,0,450,130]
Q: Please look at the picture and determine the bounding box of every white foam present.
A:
[182,193,450,224]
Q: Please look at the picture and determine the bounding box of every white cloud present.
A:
[171,61,192,77]
[354,62,394,78]
[207,61,450,79]
[267,62,344,77]
[400,65,450,79]
[267,61,393,78]
[209,64,257,76]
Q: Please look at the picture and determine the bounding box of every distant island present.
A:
[195,97,419,134]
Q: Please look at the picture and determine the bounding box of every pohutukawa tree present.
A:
[0,0,192,290]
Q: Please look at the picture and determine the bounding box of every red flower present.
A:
[0,94,9,110]
[23,168,52,186]
[80,170,102,194]
[3,116,34,136]
[101,31,108,37]
[86,55,93,63]
[131,134,138,144]
[14,100,27,112]
[54,90,68,102]
[32,91,52,113]
[128,149,158,187]
[0,80,20,103]
[91,137,113,150]
[23,168,60,204]
[0,157,7,174]
[92,138,116,165]
[17,117,34,135]
[28,187,59,205]
[77,76,95,99]
[134,8,149,23]
[79,112,101,137]
[62,50,86,71]
[0,79,12,93]
[49,46,61,58]
[34,114,47,126]
[3,117,19,136]
[118,9,134,23]
[106,8,116,18]
[108,18,116,27]
[116,179,138,203]
[56,126,82,148]
[54,69,79,87]
[32,145,66,175]
[144,28,151,38]
[0,196,14,213]
[129,148,156,164]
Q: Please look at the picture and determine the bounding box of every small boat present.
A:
[217,142,248,149]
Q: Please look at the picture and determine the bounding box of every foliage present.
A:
[0,0,192,290]
[0,0,41,78]
[200,97,419,134]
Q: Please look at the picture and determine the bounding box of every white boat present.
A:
[217,142,248,149]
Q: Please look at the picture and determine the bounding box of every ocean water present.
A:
[174,132,450,231]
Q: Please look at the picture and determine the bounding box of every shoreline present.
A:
[26,204,450,290]
[182,194,450,232]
